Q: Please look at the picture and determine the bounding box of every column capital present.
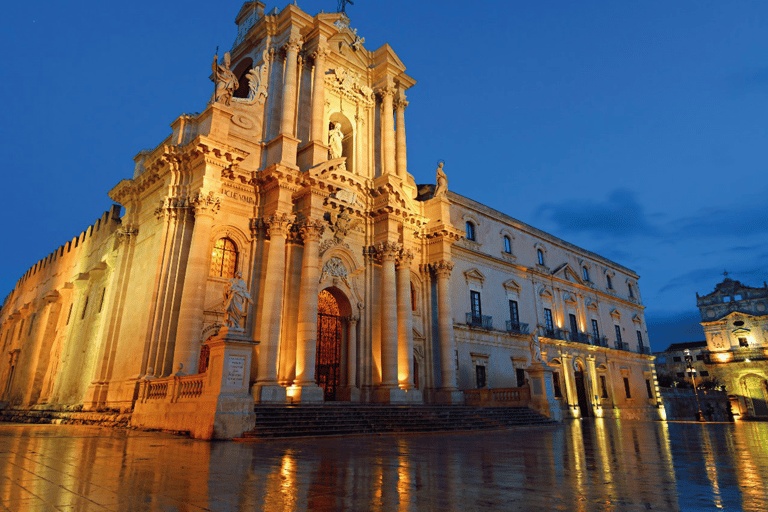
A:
[264,212,295,239]
[346,315,360,325]
[376,241,402,261]
[376,85,397,100]
[396,249,414,269]
[312,44,330,62]
[190,191,221,217]
[394,97,409,111]
[283,34,303,54]
[298,218,325,242]
[429,260,454,278]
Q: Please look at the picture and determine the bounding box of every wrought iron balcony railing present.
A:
[639,346,652,355]
[538,325,567,341]
[505,321,530,335]
[466,313,493,330]
[569,331,592,345]
[615,341,630,351]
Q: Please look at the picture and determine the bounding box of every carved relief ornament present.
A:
[376,241,402,261]
[325,67,374,106]
[264,213,295,238]
[321,257,350,287]
[299,219,325,242]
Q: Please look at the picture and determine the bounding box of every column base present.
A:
[82,382,109,411]
[297,141,329,171]
[372,386,412,404]
[266,133,300,169]
[252,383,288,404]
[288,384,325,403]
[526,362,563,422]
[337,386,361,402]
[433,389,465,404]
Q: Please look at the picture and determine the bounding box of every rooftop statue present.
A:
[212,52,238,106]
[223,271,252,331]
[434,162,448,197]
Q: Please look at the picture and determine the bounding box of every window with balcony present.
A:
[470,291,481,318]
[591,319,600,340]
[569,314,580,342]
[544,308,554,335]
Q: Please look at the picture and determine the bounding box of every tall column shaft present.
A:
[347,316,358,388]
[294,220,324,385]
[379,242,400,388]
[173,196,218,374]
[257,214,292,384]
[396,252,414,388]
[310,45,328,143]
[380,88,396,176]
[433,261,457,390]
[395,97,408,180]
[280,35,302,136]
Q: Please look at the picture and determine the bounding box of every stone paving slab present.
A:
[1,420,768,511]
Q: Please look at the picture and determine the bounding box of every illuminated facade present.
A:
[697,278,768,419]
[0,2,662,436]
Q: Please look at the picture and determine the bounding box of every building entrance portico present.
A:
[316,289,345,401]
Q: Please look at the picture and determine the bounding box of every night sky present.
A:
[2,1,767,350]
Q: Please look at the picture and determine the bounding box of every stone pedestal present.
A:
[372,386,421,403]
[266,134,300,169]
[433,389,465,404]
[297,141,329,171]
[252,383,287,404]
[337,386,361,402]
[526,362,562,422]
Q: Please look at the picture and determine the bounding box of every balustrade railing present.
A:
[466,313,493,329]
[138,373,207,403]
[505,321,530,335]
[464,387,531,406]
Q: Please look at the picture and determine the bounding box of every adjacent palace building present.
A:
[0,2,662,437]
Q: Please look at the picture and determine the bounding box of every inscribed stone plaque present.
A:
[532,378,542,395]
[227,356,246,386]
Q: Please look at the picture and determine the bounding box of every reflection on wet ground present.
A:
[1,419,767,511]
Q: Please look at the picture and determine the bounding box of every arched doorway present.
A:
[574,362,591,417]
[316,289,343,401]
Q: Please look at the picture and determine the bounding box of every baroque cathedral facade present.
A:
[0,2,662,436]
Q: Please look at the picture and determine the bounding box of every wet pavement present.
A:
[1,419,767,511]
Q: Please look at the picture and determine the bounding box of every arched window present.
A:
[466,221,476,241]
[606,275,613,290]
[537,249,545,266]
[503,236,512,254]
[628,283,634,298]
[210,238,238,278]
[582,266,589,281]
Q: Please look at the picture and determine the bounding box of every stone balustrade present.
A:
[463,387,531,407]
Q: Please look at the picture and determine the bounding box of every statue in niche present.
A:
[329,122,344,159]
[434,162,448,197]
[212,52,239,106]
[223,271,252,331]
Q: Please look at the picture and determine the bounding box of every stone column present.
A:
[378,242,400,389]
[394,95,408,180]
[253,213,292,403]
[280,34,302,136]
[432,260,460,397]
[560,354,579,418]
[292,219,325,402]
[172,193,219,375]
[310,45,329,143]
[338,315,360,402]
[379,86,396,177]
[396,250,414,388]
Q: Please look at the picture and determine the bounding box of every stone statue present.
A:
[434,162,448,197]
[529,336,543,363]
[223,271,252,331]
[212,52,239,106]
[329,122,344,159]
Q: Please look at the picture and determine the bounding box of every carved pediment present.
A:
[464,268,486,286]
[585,299,598,310]
[552,263,583,284]
[503,279,521,292]
[631,314,642,324]
[610,308,621,319]
[563,292,578,305]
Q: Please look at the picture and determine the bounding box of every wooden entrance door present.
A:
[574,368,591,417]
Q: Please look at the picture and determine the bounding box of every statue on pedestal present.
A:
[223,271,252,331]
[434,162,448,197]
[212,52,239,106]
[529,336,543,363]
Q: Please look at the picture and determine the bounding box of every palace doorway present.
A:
[574,363,591,418]
[316,289,343,401]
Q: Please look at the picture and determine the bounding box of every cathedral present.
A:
[0,2,663,438]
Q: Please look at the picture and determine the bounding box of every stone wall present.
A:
[659,388,732,421]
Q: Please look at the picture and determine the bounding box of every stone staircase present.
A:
[238,404,556,439]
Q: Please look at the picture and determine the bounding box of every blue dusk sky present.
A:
[2,1,767,350]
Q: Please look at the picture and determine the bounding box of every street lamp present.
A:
[684,349,704,421]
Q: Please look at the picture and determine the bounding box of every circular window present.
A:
[706,310,715,318]
[733,320,745,327]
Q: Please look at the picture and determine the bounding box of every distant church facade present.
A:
[0,2,662,436]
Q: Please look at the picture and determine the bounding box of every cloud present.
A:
[670,192,768,239]
[536,188,658,239]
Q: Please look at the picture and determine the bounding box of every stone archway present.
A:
[574,361,591,418]
[316,288,352,401]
